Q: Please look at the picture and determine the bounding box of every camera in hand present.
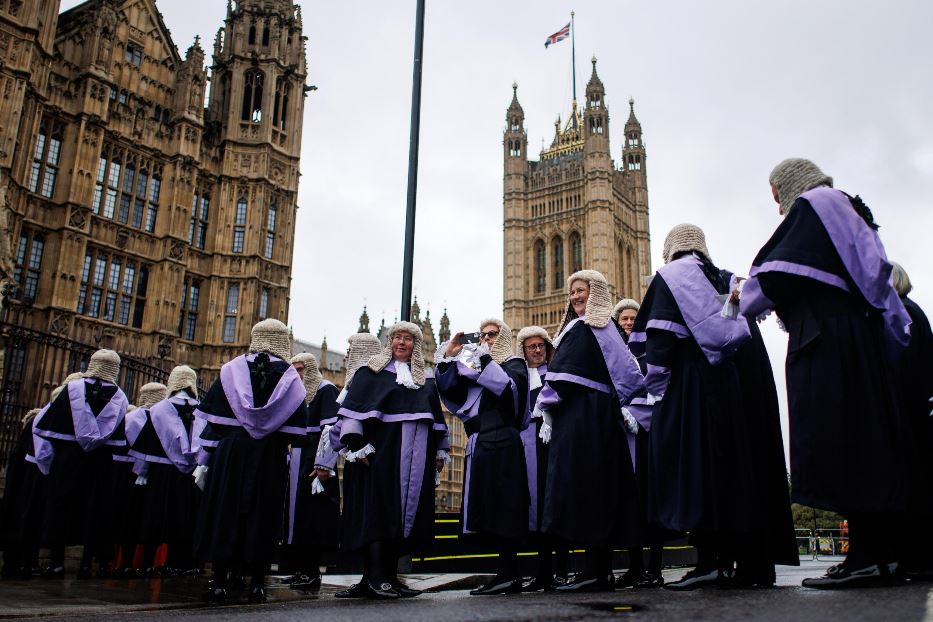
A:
[458,332,481,345]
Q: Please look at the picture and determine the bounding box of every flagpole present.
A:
[571,10,576,103]
[400,0,426,323]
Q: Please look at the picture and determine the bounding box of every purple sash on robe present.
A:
[130,395,203,473]
[125,409,147,446]
[741,188,911,348]
[34,380,128,452]
[657,256,752,365]
[800,188,910,346]
[30,404,54,475]
[215,354,307,439]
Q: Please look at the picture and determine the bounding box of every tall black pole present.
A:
[400,0,426,322]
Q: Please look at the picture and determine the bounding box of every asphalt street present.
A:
[2,561,931,621]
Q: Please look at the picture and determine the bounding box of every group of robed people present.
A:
[1,156,931,602]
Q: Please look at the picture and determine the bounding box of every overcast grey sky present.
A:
[62,0,933,451]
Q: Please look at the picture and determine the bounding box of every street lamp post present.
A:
[400,0,426,322]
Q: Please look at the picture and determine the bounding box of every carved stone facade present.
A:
[503,59,651,336]
[0,0,308,407]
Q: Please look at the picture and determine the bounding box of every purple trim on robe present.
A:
[287,447,301,544]
[520,424,539,531]
[461,433,478,534]
[533,383,562,413]
[132,459,148,476]
[112,454,134,463]
[34,380,127,452]
[31,405,54,475]
[24,454,38,465]
[544,371,611,394]
[218,354,307,440]
[801,187,911,346]
[127,450,173,466]
[738,275,775,320]
[627,403,653,433]
[476,360,512,395]
[522,363,547,430]
[435,361,484,422]
[628,331,647,344]
[125,409,148,446]
[399,421,429,538]
[752,260,850,293]
[336,408,435,424]
[336,418,364,445]
[658,256,752,365]
[144,395,202,473]
[315,437,340,470]
[646,319,690,339]
[645,363,672,398]
[590,323,648,405]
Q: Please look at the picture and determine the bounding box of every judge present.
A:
[0,373,80,579]
[281,352,340,590]
[436,319,529,596]
[33,350,129,578]
[634,224,793,590]
[330,322,448,599]
[889,262,933,580]
[128,368,202,576]
[515,326,568,591]
[740,159,911,588]
[534,270,647,592]
[194,319,308,604]
[611,298,667,589]
[114,382,168,575]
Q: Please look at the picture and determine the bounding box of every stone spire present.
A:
[358,305,370,333]
[439,308,451,343]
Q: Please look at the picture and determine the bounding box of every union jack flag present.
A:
[544,22,571,49]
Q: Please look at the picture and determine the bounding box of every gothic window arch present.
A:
[241,69,264,123]
[570,231,582,273]
[534,239,546,294]
[273,78,290,131]
[552,236,564,290]
[248,24,257,45]
[262,25,270,47]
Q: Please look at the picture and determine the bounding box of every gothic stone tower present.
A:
[0,0,308,438]
[503,58,651,337]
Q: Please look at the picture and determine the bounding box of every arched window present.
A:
[241,69,264,123]
[248,24,256,45]
[262,26,270,47]
[233,197,247,253]
[570,232,582,273]
[273,78,290,131]
[534,240,546,294]
[552,236,564,290]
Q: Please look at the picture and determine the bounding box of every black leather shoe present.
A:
[614,570,643,588]
[41,565,65,580]
[555,575,614,593]
[392,580,422,597]
[335,582,370,599]
[367,580,402,599]
[204,587,227,605]
[247,586,266,603]
[470,578,523,595]
[801,563,885,589]
[522,576,555,592]
[292,574,322,590]
[281,573,305,584]
[635,571,664,588]
[664,568,720,591]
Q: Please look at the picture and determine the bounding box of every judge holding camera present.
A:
[436,319,529,595]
